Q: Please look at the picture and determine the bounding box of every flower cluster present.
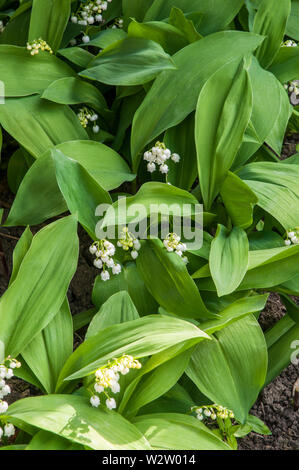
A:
[71,0,112,26]
[112,18,124,29]
[117,227,141,260]
[77,107,100,133]
[90,355,142,410]
[163,233,188,263]
[0,357,21,442]
[143,142,180,175]
[285,228,299,246]
[0,21,5,34]
[26,38,53,55]
[284,80,299,106]
[90,239,121,281]
[192,404,234,422]
[283,39,297,47]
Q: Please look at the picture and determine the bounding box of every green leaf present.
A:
[137,239,215,320]
[80,37,176,86]
[164,113,197,191]
[22,300,73,394]
[0,216,79,357]
[145,0,244,35]
[131,31,263,171]
[220,172,258,229]
[133,413,231,450]
[0,95,88,159]
[26,430,84,450]
[52,149,112,238]
[195,58,252,209]
[242,180,299,230]
[9,226,33,286]
[186,315,268,423]
[209,225,249,297]
[29,0,71,52]
[286,0,299,40]
[82,28,127,49]
[252,0,291,68]
[269,46,299,83]
[126,350,194,418]
[41,77,109,118]
[200,294,269,335]
[4,153,67,227]
[0,45,76,96]
[101,182,201,229]
[5,140,134,227]
[92,262,158,317]
[122,0,155,26]
[7,395,150,450]
[56,315,210,388]
[58,46,95,68]
[128,19,188,55]
[53,140,135,191]
[7,149,30,194]
[86,291,139,339]
[169,7,202,43]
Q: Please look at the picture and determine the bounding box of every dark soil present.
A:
[0,136,298,450]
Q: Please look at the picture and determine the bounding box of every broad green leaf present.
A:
[0,45,76,96]
[269,46,299,83]
[26,430,84,450]
[164,113,197,191]
[169,7,202,43]
[58,46,95,68]
[22,300,73,394]
[4,153,67,227]
[220,172,258,229]
[82,28,127,49]
[86,291,139,339]
[53,140,135,191]
[9,226,33,286]
[29,0,71,52]
[52,149,112,238]
[242,180,299,230]
[133,413,231,450]
[0,216,78,357]
[5,140,133,227]
[80,38,176,86]
[7,148,30,194]
[101,182,201,229]
[123,350,192,417]
[209,226,249,297]
[6,395,150,450]
[57,315,210,388]
[131,31,263,171]
[234,57,291,168]
[128,19,188,55]
[197,245,299,291]
[200,294,269,335]
[92,262,158,317]
[137,239,215,320]
[41,77,109,118]
[186,315,268,423]
[286,0,299,40]
[145,0,244,35]
[195,58,252,209]
[0,95,88,159]
[122,0,155,26]
[252,0,291,68]
[238,161,299,197]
